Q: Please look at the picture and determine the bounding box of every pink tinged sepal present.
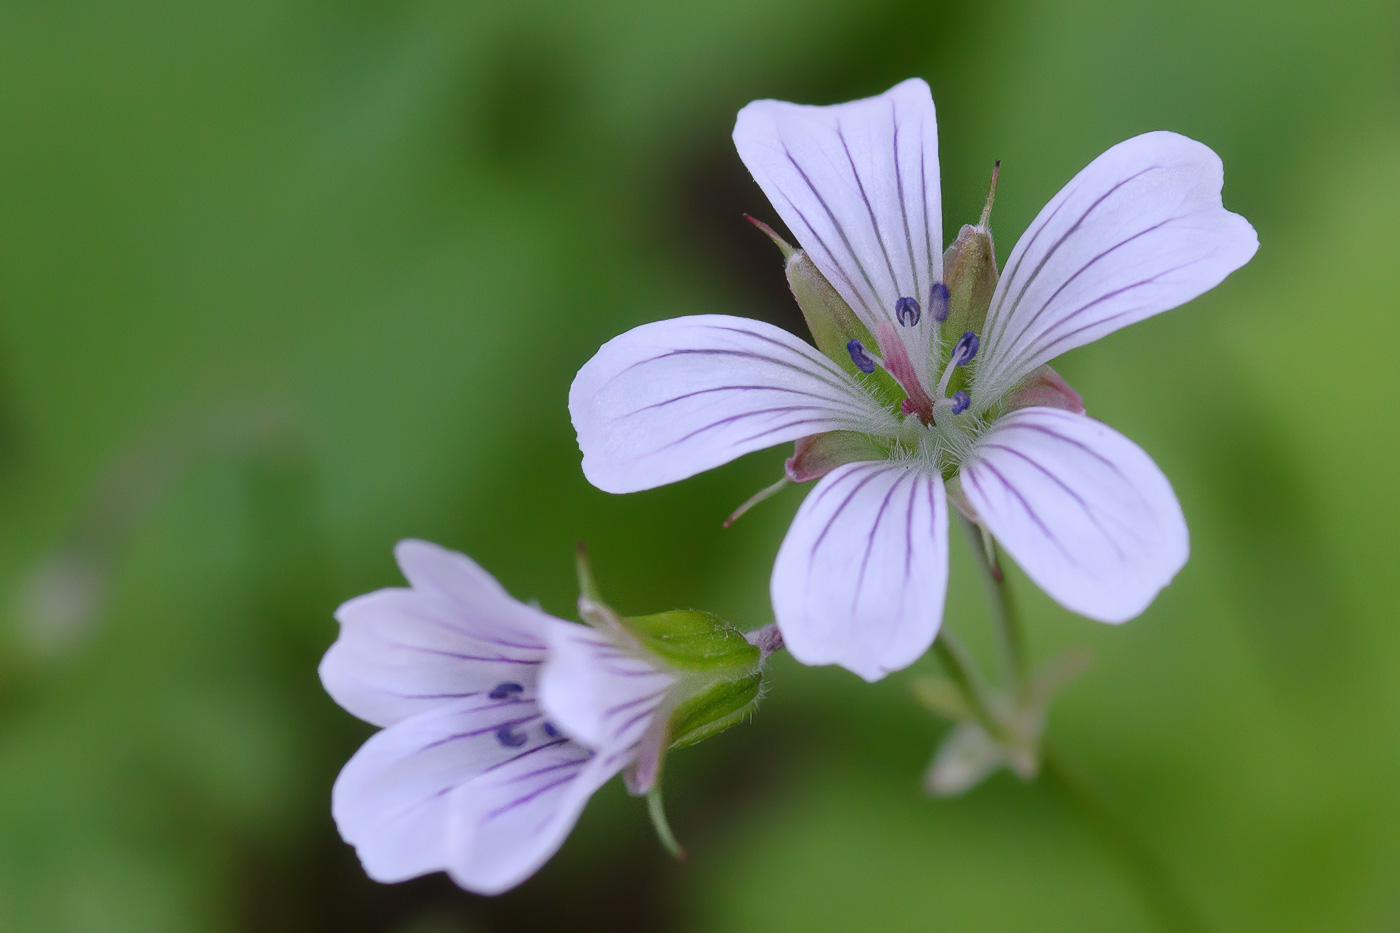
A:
[785,430,889,483]
[974,131,1259,405]
[1002,365,1085,416]
[958,407,1188,623]
[569,314,893,494]
[771,461,950,681]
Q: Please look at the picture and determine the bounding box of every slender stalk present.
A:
[1041,747,1212,933]
[932,630,1011,744]
[961,516,1028,700]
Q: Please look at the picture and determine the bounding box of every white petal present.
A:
[975,132,1258,404]
[445,739,624,895]
[771,461,949,681]
[570,314,892,493]
[330,692,565,884]
[958,407,1188,622]
[538,621,675,751]
[319,541,550,728]
[734,79,943,376]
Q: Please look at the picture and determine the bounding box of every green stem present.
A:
[1041,747,1212,933]
[932,631,1010,744]
[962,517,1028,700]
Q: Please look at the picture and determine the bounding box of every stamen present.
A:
[950,391,970,414]
[894,296,921,327]
[489,681,524,700]
[543,722,560,739]
[936,332,981,399]
[846,339,877,374]
[494,724,528,748]
[929,282,950,323]
[951,331,980,367]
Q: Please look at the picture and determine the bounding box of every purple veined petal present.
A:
[770,460,949,682]
[734,79,943,386]
[974,132,1258,406]
[570,314,894,494]
[445,736,624,895]
[538,621,675,752]
[320,541,553,728]
[958,407,1188,622]
[330,692,572,885]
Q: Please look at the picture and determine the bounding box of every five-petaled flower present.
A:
[570,78,1257,681]
[320,540,678,894]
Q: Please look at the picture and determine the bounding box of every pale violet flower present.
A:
[570,78,1257,681]
[319,540,677,894]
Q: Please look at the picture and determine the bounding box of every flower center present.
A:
[845,297,979,427]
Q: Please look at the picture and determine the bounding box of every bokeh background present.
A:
[1,0,1397,930]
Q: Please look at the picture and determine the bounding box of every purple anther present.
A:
[929,282,950,323]
[542,722,560,739]
[952,331,980,366]
[894,296,921,327]
[488,681,524,700]
[950,391,970,414]
[494,724,528,748]
[847,339,876,374]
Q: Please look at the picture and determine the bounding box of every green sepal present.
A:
[786,250,872,365]
[941,223,998,346]
[785,253,904,406]
[666,669,763,751]
[620,609,759,672]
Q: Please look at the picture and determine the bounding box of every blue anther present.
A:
[952,331,980,366]
[950,391,970,414]
[894,296,921,327]
[488,681,524,700]
[494,724,528,748]
[929,282,950,323]
[543,722,560,739]
[846,339,876,374]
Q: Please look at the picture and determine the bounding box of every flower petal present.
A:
[771,461,948,681]
[734,79,943,381]
[538,621,675,751]
[330,692,567,884]
[975,132,1258,404]
[319,540,550,728]
[570,314,892,493]
[444,741,621,895]
[958,407,1188,622]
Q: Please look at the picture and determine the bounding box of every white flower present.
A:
[319,540,675,894]
[570,79,1257,682]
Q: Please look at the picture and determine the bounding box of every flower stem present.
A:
[1041,747,1212,933]
[961,517,1028,701]
[932,630,1011,744]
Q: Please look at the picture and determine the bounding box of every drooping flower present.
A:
[319,540,761,893]
[570,79,1257,682]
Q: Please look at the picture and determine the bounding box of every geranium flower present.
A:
[320,540,679,894]
[570,78,1256,681]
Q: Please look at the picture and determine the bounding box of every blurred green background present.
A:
[1,0,1397,930]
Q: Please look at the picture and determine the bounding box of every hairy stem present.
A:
[932,630,1011,743]
[961,517,1028,700]
[1041,747,1212,933]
